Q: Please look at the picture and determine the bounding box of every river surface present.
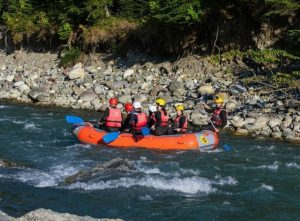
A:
[0,102,299,221]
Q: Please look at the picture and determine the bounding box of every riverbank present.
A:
[0,51,300,143]
[0,209,123,221]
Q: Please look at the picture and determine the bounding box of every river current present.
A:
[0,102,299,221]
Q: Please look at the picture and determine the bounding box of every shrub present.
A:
[59,47,82,67]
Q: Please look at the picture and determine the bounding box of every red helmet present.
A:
[124,103,133,113]
[109,98,118,106]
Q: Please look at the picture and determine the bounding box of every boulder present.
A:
[68,68,86,80]
[226,101,238,112]
[169,81,184,93]
[133,94,148,103]
[94,85,106,95]
[197,84,214,95]
[190,112,208,126]
[14,81,25,87]
[268,117,282,128]
[271,131,282,140]
[123,69,134,78]
[118,95,132,104]
[36,93,53,103]
[253,116,269,130]
[6,75,14,82]
[79,90,98,102]
[14,208,123,221]
[18,84,30,94]
[233,129,249,136]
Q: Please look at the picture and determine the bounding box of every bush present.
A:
[59,47,82,67]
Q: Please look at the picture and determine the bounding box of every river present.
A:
[0,102,299,221]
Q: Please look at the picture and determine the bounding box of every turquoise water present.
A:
[0,102,299,221]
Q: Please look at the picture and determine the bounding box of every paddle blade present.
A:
[223,144,232,151]
[65,115,84,124]
[141,127,150,136]
[103,132,119,144]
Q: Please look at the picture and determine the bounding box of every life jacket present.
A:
[105,107,122,128]
[160,109,169,127]
[150,112,156,123]
[174,115,188,133]
[211,108,227,127]
[133,112,148,131]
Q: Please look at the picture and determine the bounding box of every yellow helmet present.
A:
[175,105,184,111]
[156,98,166,106]
[214,94,224,104]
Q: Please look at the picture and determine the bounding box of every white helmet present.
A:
[133,101,142,109]
[149,105,157,112]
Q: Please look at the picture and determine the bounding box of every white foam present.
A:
[257,161,279,170]
[69,176,216,194]
[13,120,27,125]
[14,164,84,187]
[286,162,300,169]
[0,105,7,109]
[139,194,153,201]
[24,123,40,131]
[214,175,238,186]
[261,183,274,191]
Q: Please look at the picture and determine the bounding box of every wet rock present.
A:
[0,159,18,168]
[233,129,249,136]
[36,93,54,103]
[80,90,98,102]
[64,158,134,184]
[271,131,282,140]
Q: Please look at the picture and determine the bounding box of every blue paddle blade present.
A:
[223,144,232,151]
[65,115,84,124]
[141,127,150,136]
[103,132,120,144]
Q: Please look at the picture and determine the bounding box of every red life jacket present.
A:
[133,112,148,131]
[105,108,122,128]
[160,110,169,126]
[174,115,188,133]
[211,108,227,126]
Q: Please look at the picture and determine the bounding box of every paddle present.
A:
[102,132,120,144]
[65,115,84,125]
[141,127,150,136]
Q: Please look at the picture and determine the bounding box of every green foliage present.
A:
[265,0,300,16]
[149,0,204,25]
[271,71,300,87]
[58,23,72,41]
[59,47,82,67]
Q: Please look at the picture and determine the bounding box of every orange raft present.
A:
[73,125,219,151]
[73,126,219,150]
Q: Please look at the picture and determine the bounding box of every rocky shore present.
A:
[0,209,123,221]
[1,51,300,143]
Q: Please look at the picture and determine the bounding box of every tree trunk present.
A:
[67,31,73,49]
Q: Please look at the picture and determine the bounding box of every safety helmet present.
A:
[214,94,224,104]
[133,101,142,109]
[175,104,184,111]
[156,98,166,106]
[149,105,157,112]
[109,98,118,106]
[124,103,134,113]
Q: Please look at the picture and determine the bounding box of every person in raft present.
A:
[202,94,227,133]
[129,101,148,135]
[99,98,122,132]
[122,102,134,132]
[150,98,169,136]
[148,105,157,134]
[173,104,188,134]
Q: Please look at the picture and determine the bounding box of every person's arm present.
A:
[99,107,109,124]
[219,110,227,129]
[178,116,186,129]
[154,111,161,127]
[129,113,137,126]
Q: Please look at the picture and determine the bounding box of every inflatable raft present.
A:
[72,125,219,151]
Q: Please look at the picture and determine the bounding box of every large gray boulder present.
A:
[197,84,214,95]
[268,117,282,128]
[68,64,86,80]
[79,90,98,102]
[253,116,269,130]
[118,94,132,104]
